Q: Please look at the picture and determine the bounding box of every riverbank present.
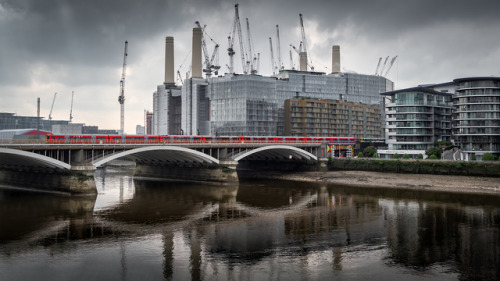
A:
[260,170,500,195]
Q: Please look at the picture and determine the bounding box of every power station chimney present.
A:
[332,45,340,73]
[164,37,175,85]
[192,27,203,78]
[299,51,307,71]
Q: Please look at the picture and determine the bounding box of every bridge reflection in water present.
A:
[0,169,499,281]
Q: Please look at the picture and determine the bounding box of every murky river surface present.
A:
[1,167,499,281]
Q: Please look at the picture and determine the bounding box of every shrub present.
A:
[471,154,476,161]
[373,153,379,158]
[482,153,494,161]
[392,153,400,159]
[426,147,442,159]
[402,154,410,159]
[417,153,424,160]
[428,155,439,160]
[357,152,364,158]
[363,146,377,158]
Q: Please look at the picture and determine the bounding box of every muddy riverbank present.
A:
[255,170,500,195]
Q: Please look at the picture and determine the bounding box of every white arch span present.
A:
[93,146,220,168]
[233,145,317,162]
[0,148,71,170]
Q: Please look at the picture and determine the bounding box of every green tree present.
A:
[425,147,442,159]
[402,154,410,159]
[392,153,400,159]
[373,153,379,158]
[471,154,477,161]
[357,152,364,158]
[363,146,377,158]
[428,155,439,160]
[482,153,494,161]
[417,153,424,160]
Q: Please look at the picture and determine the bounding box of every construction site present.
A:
[152,4,394,137]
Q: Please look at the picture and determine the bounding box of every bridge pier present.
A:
[0,167,97,195]
[133,161,238,184]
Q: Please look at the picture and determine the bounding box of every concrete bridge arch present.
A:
[233,145,318,162]
[0,147,71,170]
[93,146,220,168]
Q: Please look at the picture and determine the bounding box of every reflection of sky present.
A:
[93,171,135,211]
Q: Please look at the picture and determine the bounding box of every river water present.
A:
[1,167,499,281]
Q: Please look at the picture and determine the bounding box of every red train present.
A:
[45,134,355,145]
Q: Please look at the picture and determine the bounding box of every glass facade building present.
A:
[380,87,453,158]
[209,70,392,136]
[452,77,500,160]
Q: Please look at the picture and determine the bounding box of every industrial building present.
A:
[378,86,454,159]
[284,97,381,138]
[452,77,500,160]
[152,16,393,138]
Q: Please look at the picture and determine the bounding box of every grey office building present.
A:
[209,70,393,136]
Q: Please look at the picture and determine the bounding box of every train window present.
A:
[216,137,230,143]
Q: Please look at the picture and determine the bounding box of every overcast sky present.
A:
[1,0,499,134]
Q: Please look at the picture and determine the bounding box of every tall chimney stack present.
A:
[299,52,307,71]
[164,37,175,85]
[192,27,203,78]
[332,45,340,73]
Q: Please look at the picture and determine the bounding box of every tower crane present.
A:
[289,49,295,70]
[269,37,276,75]
[383,56,398,77]
[227,4,246,74]
[245,18,257,74]
[276,25,283,71]
[374,57,382,75]
[195,21,220,79]
[299,13,313,71]
[378,56,389,77]
[118,41,128,134]
[48,92,57,121]
[69,91,74,122]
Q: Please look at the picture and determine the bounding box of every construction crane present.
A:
[383,56,398,77]
[245,18,257,74]
[374,57,382,75]
[269,37,276,75]
[118,41,128,134]
[69,91,74,122]
[299,13,313,71]
[289,49,294,70]
[195,21,220,79]
[48,92,57,121]
[276,25,283,71]
[378,56,389,77]
[227,4,246,74]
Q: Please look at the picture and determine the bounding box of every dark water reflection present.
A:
[0,168,499,281]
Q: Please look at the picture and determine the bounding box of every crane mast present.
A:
[276,25,283,71]
[384,55,398,77]
[375,57,382,75]
[49,92,57,122]
[227,4,246,74]
[299,13,313,70]
[118,41,128,134]
[269,37,276,75]
[379,56,389,78]
[246,18,257,74]
[69,91,74,122]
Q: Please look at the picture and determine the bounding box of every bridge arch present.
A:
[233,145,317,162]
[0,147,71,170]
[93,146,220,168]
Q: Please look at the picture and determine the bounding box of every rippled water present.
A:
[1,167,499,281]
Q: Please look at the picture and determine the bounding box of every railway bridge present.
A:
[0,142,330,194]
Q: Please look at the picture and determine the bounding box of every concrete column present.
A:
[192,27,203,78]
[332,45,340,73]
[165,37,175,84]
[299,52,307,71]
